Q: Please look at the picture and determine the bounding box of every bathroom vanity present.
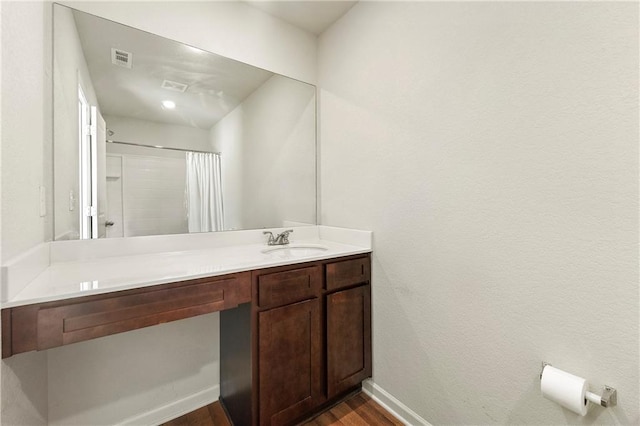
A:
[220,254,371,426]
[0,226,372,426]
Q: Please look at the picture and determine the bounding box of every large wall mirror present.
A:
[53,4,316,240]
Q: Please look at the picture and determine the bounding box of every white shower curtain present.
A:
[185,152,224,232]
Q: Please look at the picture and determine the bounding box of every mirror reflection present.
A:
[53,4,316,240]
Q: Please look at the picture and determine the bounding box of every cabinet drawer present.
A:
[325,256,370,291]
[35,273,251,351]
[257,266,321,309]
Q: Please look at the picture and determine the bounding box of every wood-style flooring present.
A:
[161,392,403,426]
[162,402,231,426]
[303,392,403,426]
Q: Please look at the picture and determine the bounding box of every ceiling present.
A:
[243,1,357,35]
[73,10,274,130]
[70,2,355,130]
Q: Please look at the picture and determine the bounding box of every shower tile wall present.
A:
[112,154,188,237]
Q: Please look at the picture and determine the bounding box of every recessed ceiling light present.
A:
[162,100,176,110]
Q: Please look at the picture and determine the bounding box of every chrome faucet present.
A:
[263,229,293,246]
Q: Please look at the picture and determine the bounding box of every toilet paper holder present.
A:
[540,362,617,408]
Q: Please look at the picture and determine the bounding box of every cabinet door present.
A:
[326,285,372,398]
[259,299,321,426]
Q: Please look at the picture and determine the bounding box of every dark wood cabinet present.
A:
[326,284,372,398]
[258,299,322,426]
[220,254,371,426]
[254,264,323,425]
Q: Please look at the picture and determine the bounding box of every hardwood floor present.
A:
[161,401,231,426]
[303,392,403,426]
[161,392,403,426]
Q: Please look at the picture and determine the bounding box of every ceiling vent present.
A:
[111,48,132,69]
[161,79,189,93]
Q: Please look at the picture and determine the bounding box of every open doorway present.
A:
[78,85,107,239]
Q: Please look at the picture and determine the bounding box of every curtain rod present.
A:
[106,140,221,155]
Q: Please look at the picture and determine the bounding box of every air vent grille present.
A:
[161,80,189,93]
[111,48,132,69]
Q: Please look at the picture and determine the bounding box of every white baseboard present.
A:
[117,385,220,426]
[115,381,424,426]
[362,379,432,426]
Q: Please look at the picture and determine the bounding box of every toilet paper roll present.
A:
[540,365,589,416]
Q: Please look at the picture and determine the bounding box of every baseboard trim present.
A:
[362,379,432,426]
[117,385,220,426]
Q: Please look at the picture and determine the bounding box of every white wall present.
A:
[209,109,244,231]
[1,1,51,424]
[1,1,318,425]
[319,2,638,424]
[2,352,48,426]
[1,0,50,262]
[210,74,316,231]
[104,115,211,153]
[47,313,219,425]
[241,75,316,230]
[61,0,317,84]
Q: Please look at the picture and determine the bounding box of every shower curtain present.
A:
[185,152,224,232]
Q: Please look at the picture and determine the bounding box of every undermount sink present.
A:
[261,244,329,258]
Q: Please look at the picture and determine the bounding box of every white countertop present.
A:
[2,226,372,308]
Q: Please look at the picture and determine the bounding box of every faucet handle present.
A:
[279,229,293,244]
[263,231,275,245]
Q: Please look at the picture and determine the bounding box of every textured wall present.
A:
[1,1,51,423]
[2,352,48,426]
[47,313,219,425]
[319,2,638,424]
[1,0,49,261]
